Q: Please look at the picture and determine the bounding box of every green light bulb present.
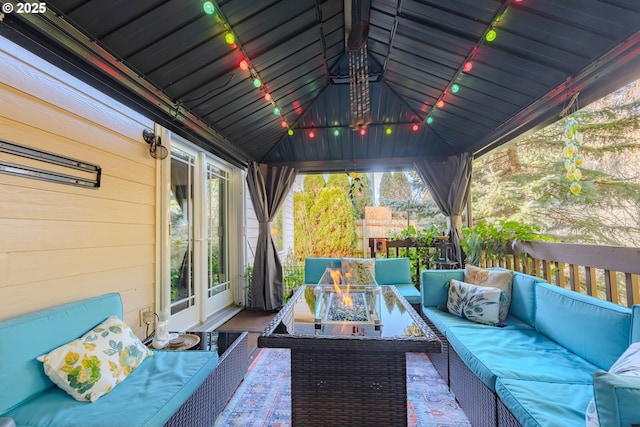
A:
[203,1,215,15]
[253,78,261,88]
[486,29,497,42]
[451,84,460,93]
[427,117,434,124]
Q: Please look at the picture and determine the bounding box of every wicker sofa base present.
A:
[164,332,248,427]
[421,317,449,385]
[497,399,523,427]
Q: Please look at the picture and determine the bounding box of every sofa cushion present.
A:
[420,269,465,309]
[393,284,421,305]
[586,342,640,427]
[422,307,534,339]
[3,350,218,427]
[464,265,513,322]
[535,282,632,370]
[37,316,152,402]
[509,272,539,326]
[446,326,598,390]
[0,293,123,414]
[496,378,593,427]
[447,280,502,325]
[304,258,341,284]
[341,258,376,284]
[375,258,412,285]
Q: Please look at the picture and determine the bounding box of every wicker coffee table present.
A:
[259,285,440,427]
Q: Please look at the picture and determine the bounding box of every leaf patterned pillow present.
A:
[464,265,513,322]
[447,279,502,325]
[341,258,376,285]
[38,316,152,402]
[585,342,640,427]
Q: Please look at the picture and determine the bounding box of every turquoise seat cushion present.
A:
[375,258,412,285]
[422,307,534,340]
[496,378,593,427]
[535,282,632,370]
[420,269,464,308]
[0,293,123,414]
[446,326,598,390]
[4,351,218,427]
[393,284,421,305]
[509,272,540,326]
[304,258,341,284]
[593,370,640,426]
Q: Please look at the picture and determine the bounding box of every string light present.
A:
[281,120,288,128]
[203,1,215,14]
[436,100,445,109]
[274,107,280,115]
[288,129,294,136]
[385,127,392,135]
[309,131,315,138]
[239,60,249,71]
[359,128,366,136]
[451,84,460,93]
[426,117,434,124]
[333,129,340,136]
[253,78,261,88]
[486,29,497,42]
[264,93,272,101]
[412,124,419,132]
[463,61,473,72]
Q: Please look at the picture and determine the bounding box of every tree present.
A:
[470,79,640,246]
[303,174,325,196]
[308,187,356,256]
[379,171,412,205]
[326,173,351,194]
[293,191,315,261]
[351,173,374,219]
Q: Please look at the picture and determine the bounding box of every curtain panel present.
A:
[246,161,297,311]
[414,152,473,265]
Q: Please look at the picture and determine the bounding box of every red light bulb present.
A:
[281,120,287,128]
[436,100,445,109]
[463,61,473,72]
[309,131,315,138]
[412,124,419,132]
[264,93,272,101]
[239,60,249,71]
[359,128,366,136]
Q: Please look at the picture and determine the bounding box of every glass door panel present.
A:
[169,147,195,316]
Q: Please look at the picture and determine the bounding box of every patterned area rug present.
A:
[215,348,471,426]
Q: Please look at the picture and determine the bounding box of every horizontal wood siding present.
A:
[0,38,156,337]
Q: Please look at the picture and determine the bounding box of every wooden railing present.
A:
[483,241,640,307]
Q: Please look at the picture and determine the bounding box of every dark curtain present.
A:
[414,152,473,265]
[246,161,297,311]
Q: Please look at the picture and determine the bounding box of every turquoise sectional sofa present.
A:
[304,257,421,305]
[0,293,243,427]
[420,268,640,427]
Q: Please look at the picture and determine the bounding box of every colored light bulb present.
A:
[309,131,315,138]
[239,60,249,71]
[385,128,392,135]
[463,61,473,72]
[359,128,366,136]
[333,129,340,136]
[225,33,235,44]
[274,107,280,115]
[486,29,497,42]
[203,1,215,15]
[264,93,272,101]
[287,129,294,136]
[451,84,460,93]
[412,124,419,132]
[426,117,434,124]
[436,100,445,108]
[281,120,288,128]
[253,78,261,88]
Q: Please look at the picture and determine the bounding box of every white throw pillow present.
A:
[341,258,376,285]
[447,279,502,325]
[585,342,640,427]
[38,316,152,402]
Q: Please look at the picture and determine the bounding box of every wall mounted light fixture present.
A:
[142,129,168,160]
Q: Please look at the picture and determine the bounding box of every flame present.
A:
[329,269,353,307]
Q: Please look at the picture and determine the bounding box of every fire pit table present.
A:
[258,283,441,427]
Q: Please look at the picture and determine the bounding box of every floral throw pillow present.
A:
[465,265,513,322]
[585,342,640,427]
[341,258,376,285]
[447,279,502,325]
[38,316,152,402]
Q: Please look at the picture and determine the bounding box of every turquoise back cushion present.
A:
[509,272,540,327]
[304,258,341,284]
[535,282,631,370]
[421,269,464,308]
[0,293,123,414]
[375,258,412,285]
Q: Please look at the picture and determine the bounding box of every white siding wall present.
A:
[0,38,156,337]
